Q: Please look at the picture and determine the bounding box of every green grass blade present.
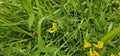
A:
[37,16,48,55]
[101,26,120,43]
[22,0,34,29]
[0,17,33,37]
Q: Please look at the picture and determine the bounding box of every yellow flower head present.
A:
[94,41,104,48]
[118,52,120,56]
[84,40,91,48]
[89,48,100,56]
[52,23,57,29]
[111,53,115,56]
[89,48,94,56]
[49,23,57,33]
[93,50,100,56]
[49,29,55,33]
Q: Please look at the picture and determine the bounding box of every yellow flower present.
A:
[49,23,57,33]
[89,48,100,56]
[93,50,100,56]
[89,48,94,56]
[49,29,55,33]
[111,53,115,56]
[84,40,91,48]
[118,52,120,56]
[94,41,104,48]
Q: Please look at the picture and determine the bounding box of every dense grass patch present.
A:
[0,0,120,56]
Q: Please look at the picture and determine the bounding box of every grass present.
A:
[0,0,120,56]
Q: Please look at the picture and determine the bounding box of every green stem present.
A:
[37,16,48,55]
[101,26,120,43]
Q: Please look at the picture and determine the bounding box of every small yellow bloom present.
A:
[111,53,115,56]
[84,40,91,48]
[51,23,57,29]
[49,29,55,33]
[94,41,104,48]
[89,48,100,56]
[93,50,100,56]
[89,48,94,56]
[49,23,57,33]
[118,52,120,56]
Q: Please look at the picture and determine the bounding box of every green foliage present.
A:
[22,0,35,29]
[0,0,120,56]
[102,26,120,43]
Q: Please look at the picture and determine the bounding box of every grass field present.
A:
[0,0,120,56]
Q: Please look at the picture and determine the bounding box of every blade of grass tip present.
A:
[101,26,120,43]
[22,0,34,29]
[37,16,48,55]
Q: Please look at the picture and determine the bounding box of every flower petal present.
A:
[84,40,91,48]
